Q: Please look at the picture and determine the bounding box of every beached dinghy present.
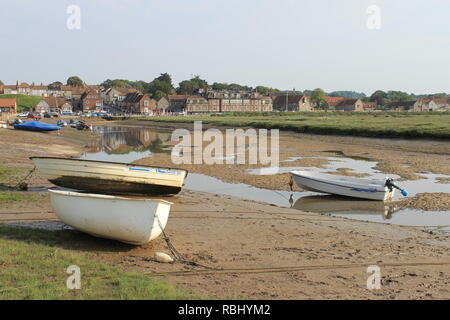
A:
[49,189,172,245]
[290,170,408,201]
[14,121,60,132]
[31,157,188,195]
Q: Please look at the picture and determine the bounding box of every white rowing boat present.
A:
[49,189,172,245]
[290,170,395,201]
[31,157,188,195]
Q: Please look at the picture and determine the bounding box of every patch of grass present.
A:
[0,192,47,206]
[136,112,450,139]
[0,226,195,299]
[0,94,42,112]
[0,164,19,181]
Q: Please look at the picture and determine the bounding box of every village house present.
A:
[104,87,139,104]
[34,96,73,113]
[272,94,313,111]
[413,98,450,112]
[166,94,189,113]
[322,96,346,110]
[362,101,378,111]
[2,85,18,94]
[0,98,17,114]
[156,96,170,114]
[385,100,417,111]
[81,89,103,112]
[120,92,155,114]
[334,98,364,112]
[186,96,209,113]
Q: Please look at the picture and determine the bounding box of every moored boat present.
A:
[49,189,173,245]
[31,157,188,195]
[14,121,60,132]
[290,170,406,201]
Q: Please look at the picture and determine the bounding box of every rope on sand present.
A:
[145,261,450,277]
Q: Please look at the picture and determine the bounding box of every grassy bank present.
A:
[0,94,42,112]
[137,112,450,139]
[0,226,194,299]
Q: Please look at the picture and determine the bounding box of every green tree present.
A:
[369,90,388,106]
[386,90,411,102]
[67,76,84,87]
[311,88,326,109]
[0,80,4,86]
[147,73,174,99]
[177,75,209,94]
[50,81,63,87]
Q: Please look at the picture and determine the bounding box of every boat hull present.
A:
[31,157,187,195]
[14,121,60,132]
[49,190,172,245]
[290,170,394,201]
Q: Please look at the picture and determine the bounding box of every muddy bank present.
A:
[396,193,450,211]
[1,120,450,299]
[1,189,449,299]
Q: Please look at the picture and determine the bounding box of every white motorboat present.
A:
[49,189,173,245]
[31,157,188,195]
[290,170,405,201]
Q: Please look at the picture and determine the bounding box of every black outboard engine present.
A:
[385,178,409,197]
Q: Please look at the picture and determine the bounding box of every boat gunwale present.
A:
[30,156,188,176]
[48,189,174,205]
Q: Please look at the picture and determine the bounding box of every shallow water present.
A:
[77,125,450,232]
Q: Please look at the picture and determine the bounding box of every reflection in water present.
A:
[293,195,398,220]
[79,126,172,162]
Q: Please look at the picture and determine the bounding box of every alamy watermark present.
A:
[66,265,81,290]
[366,5,381,30]
[170,121,279,168]
[366,265,381,290]
[67,5,81,30]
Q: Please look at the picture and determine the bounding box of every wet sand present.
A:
[1,122,449,299]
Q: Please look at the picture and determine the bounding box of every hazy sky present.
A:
[1,0,449,94]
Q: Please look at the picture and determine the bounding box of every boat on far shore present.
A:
[31,157,188,195]
[49,189,173,245]
[13,121,60,132]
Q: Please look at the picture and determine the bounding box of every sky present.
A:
[0,0,449,95]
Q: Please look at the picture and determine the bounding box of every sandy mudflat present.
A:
[0,122,449,299]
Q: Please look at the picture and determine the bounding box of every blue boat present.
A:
[13,121,61,132]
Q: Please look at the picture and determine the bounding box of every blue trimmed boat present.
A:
[14,121,61,132]
[290,170,407,201]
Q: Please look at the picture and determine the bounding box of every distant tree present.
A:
[255,86,270,95]
[311,88,326,109]
[0,80,4,86]
[329,91,366,99]
[386,90,411,102]
[67,76,84,87]
[147,73,174,99]
[154,73,173,86]
[210,82,253,92]
[369,90,388,106]
[211,82,228,91]
[50,81,63,87]
[177,75,209,94]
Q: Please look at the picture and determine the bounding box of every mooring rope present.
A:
[145,260,450,277]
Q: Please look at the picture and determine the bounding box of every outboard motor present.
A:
[385,178,409,197]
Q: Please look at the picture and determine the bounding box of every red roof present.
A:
[0,99,16,107]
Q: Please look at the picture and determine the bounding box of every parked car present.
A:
[43,112,52,118]
[17,112,29,117]
[27,112,42,119]
[50,112,60,118]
